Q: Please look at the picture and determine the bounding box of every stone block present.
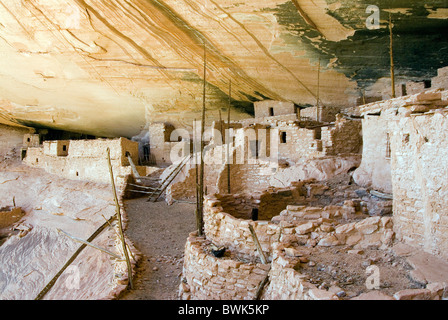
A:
[393,288,432,300]
[295,222,316,235]
[355,217,380,235]
[335,222,356,234]
[317,234,340,247]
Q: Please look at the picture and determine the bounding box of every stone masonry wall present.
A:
[389,109,448,260]
[355,89,448,260]
[23,138,139,191]
[254,100,295,118]
[180,232,270,300]
[0,124,32,158]
[203,192,395,262]
[321,115,362,155]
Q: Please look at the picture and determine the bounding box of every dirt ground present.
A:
[118,197,196,300]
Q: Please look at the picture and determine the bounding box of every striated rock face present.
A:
[0,0,446,137]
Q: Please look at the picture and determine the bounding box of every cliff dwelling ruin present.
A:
[0,0,447,304]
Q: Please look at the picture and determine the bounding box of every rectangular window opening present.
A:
[280,132,287,144]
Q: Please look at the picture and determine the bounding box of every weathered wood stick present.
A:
[57,228,122,260]
[107,147,133,290]
[255,274,270,300]
[198,43,207,236]
[248,224,267,265]
[128,183,158,190]
[227,80,231,194]
[389,14,396,99]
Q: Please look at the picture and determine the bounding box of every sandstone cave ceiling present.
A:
[0,0,447,138]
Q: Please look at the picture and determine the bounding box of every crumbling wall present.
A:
[184,192,396,300]
[0,124,32,159]
[277,124,323,161]
[322,115,362,155]
[203,191,394,262]
[432,66,448,90]
[254,101,296,118]
[23,138,138,189]
[180,232,270,300]
[300,106,342,122]
[262,245,339,300]
[147,123,176,165]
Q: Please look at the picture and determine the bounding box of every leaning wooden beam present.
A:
[107,148,133,290]
[126,153,142,182]
[248,224,267,265]
[35,214,116,300]
[249,224,270,300]
[57,228,122,260]
[255,274,270,300]
[101,214,136,263]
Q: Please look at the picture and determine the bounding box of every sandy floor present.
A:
[119,197,196,300]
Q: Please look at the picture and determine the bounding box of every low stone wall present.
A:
[262,244,448,301]
[185,194,448,300]
[262,245,339,300]
[203,191,395,262]
[180,232,270,300]
[261,243,448,300]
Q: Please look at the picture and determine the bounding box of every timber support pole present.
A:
[227,80,231,194]
[389,14,396,99]
[107,148,133,290]
[197,43,207,236]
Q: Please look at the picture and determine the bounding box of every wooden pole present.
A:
[389,14,396,99]
[316,55,321,122]
[218,109,223,139]
[198,44,207,236]
[194,119,200,229]
[107,148,133,289]
[57,228,122,260]
[227,80,231,194]
[248,224,267,265]
[249,222,270,300]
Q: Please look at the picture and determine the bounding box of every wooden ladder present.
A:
[146,154,192,202]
